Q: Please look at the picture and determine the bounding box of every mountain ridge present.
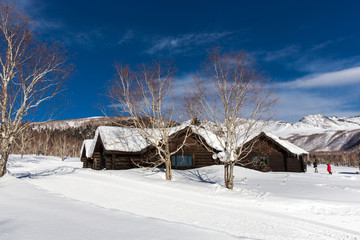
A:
[265,114,360,152]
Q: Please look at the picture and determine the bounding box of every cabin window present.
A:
[171,155,193,167]
[253,156,268,166]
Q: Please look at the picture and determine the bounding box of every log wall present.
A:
[286,155,303,172]
[268,152,286,171]
[170,134,218,169]
[243,136,305,172]
[104,154,143,170]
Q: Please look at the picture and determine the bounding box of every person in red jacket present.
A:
[327,164,332,175]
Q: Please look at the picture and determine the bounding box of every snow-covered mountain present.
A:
[265,114,360,152]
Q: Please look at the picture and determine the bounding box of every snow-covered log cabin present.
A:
[241,132,308,172]
[81,126,308,173]
[80,139,93,168]
[80,126,221,170]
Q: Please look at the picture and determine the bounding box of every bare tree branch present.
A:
[107,59,190,180]
[0,1,71,177]
[188,47,277,189]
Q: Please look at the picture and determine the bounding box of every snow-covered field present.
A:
[2,155,360,239]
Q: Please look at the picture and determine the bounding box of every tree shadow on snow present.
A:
[0,219,16,234]
[176,169,218,184]
[10,166,76,179]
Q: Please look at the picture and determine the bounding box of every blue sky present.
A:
[19,0,360,122]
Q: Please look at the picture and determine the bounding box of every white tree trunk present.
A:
[224,162,235,189]
[0,150,10,177]
[165,159,172,180]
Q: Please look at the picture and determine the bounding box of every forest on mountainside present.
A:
[11,125,98,160]
[308,151,359,167]
[10,117,176,160]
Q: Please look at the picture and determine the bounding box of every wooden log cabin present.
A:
[81,126,308,173]
[80,139,93,168]
[241,132,308,172]
[80,126,221,170]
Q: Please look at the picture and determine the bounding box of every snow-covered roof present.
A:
[88,126,150,156]
[189,126,224,151]
[260,132,309,156]
[85,123,307,160]
[80,139,94,158]
[86,124,224,157]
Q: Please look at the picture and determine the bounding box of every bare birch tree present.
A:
[41,128,53,156]
[56,131,69,161]
[0,1,70,177]
[189,48,276,189]
[108,60,190,180]
[13,124,32,157]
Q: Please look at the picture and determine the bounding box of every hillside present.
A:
[33,116,131,130]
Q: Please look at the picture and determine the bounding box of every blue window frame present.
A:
[171,155,193,167]
[253,156,268,166]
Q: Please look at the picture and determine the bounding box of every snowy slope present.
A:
[331,115,360,125]
[285,129,360,152]
[266,114,360,138]
[3,155,360,240]
[264,114,360,152]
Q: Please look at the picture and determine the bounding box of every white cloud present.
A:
[59,28,108,50]
[31,19,64,31]
[274,90,360,122]
[146,31,233,55]
[18,0,43,14]
[310,40,334,51]
[118,30,134,45]
[262,45,300,62]
[274,66,360,121]
[173,73,360,123]
[254,41,360,76]
[17,0,64,32]
[292,54,360,73]
[240,42,360,121]
[279,66,360,89]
